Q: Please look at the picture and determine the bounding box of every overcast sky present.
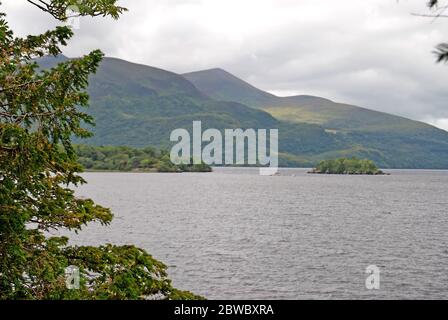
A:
[2,0,448,130]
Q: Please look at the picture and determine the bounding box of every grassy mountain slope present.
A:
[39,56,345,163]
[184,68,448,168]
[38,56,448,168]
[183,68,279,108]
[183,69,434,131]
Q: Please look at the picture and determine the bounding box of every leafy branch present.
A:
[412,0,448,62]
[26,0,127,21]
[0,0,201,300]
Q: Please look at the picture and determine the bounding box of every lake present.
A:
[63,168,448,299]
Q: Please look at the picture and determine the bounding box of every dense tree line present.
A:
[310,158,384,175]
[75,144,211,172]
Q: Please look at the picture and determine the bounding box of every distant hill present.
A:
[183,68,435,133]
[183,68,279,108]
[184,68,448,168]
[39,56,448,168]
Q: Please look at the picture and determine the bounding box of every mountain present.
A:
[39,56,448,168]
[183,68,279,108]
[39,57,278,144]
[184,68,448,168]
[183,68,436,132]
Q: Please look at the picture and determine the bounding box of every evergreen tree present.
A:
[0,0,200,299]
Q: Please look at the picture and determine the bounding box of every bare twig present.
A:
[412,13,448,17]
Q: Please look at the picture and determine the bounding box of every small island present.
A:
[75,145,212,173]
[309,158,386,175]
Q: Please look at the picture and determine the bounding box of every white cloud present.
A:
[1,0,448,127]
[428,118,448,131]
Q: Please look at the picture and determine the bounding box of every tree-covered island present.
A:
[309,158,386,175]
[75,145,212,173]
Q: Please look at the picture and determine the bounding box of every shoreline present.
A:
[82,169,212,174]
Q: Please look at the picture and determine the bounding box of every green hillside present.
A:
[39,56,448,168]
[183,68,279,107]
[184,68,448,168]
[183,68,434,133]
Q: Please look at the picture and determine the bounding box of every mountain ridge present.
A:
[183,68,439,133]
[37,55,448,168]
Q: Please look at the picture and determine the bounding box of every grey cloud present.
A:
[1,0,448,129]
